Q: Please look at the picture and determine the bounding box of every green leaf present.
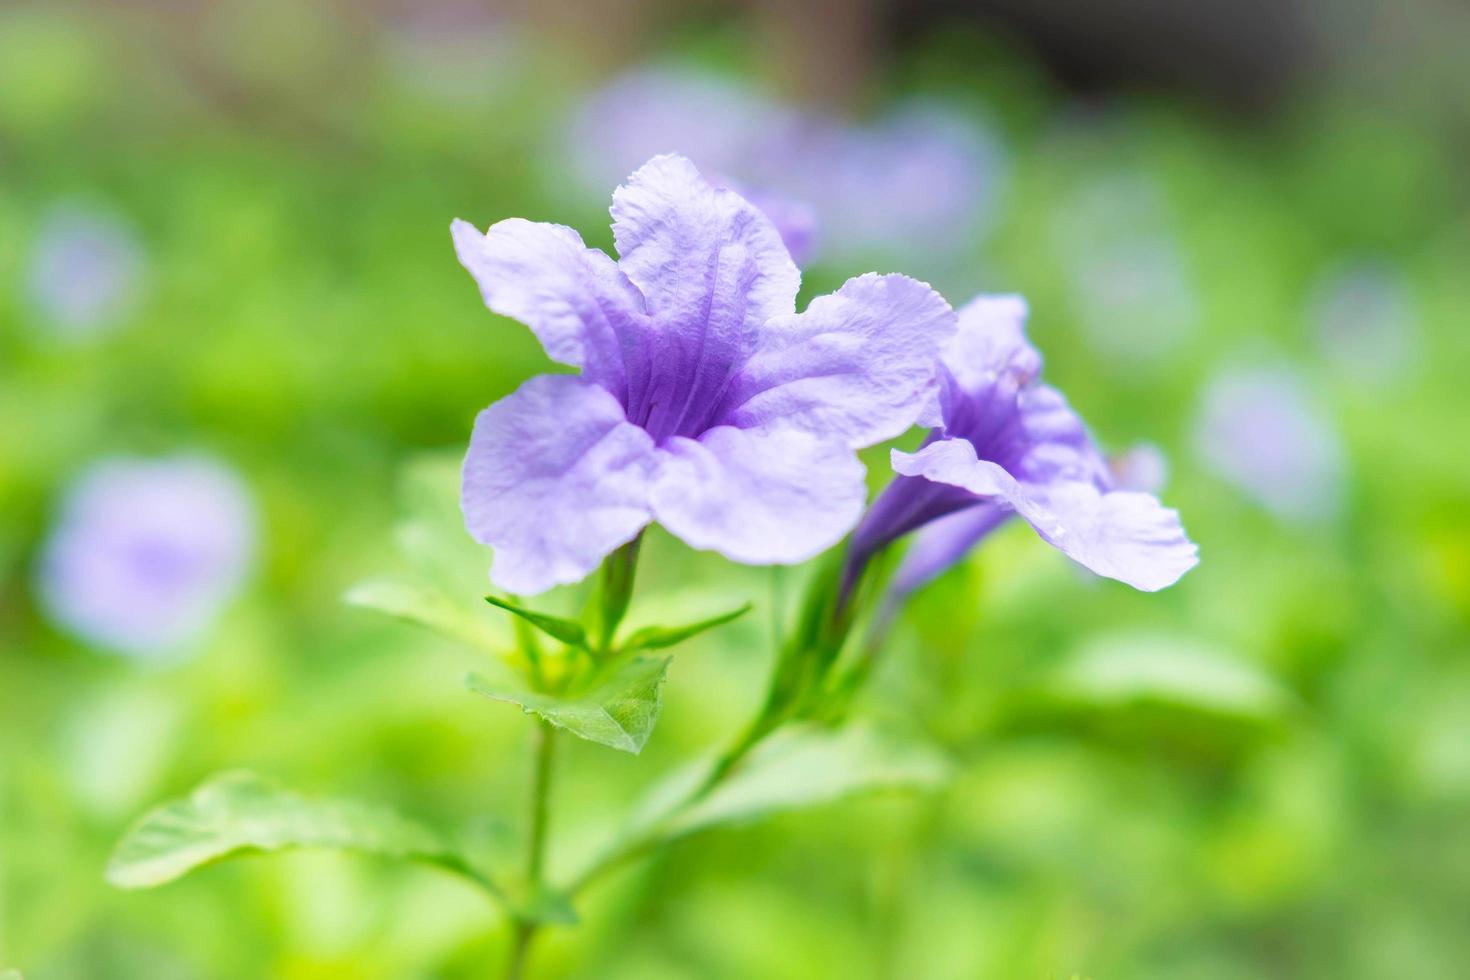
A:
[1042,631,1294,725]
[1,970,23,980]
[344,577,503,653]
[618,602,753,652]
[467,656,670,754]
[106,771,494,896]
[484,595,588,650]
[663,723,950,837]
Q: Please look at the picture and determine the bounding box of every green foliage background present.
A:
[2,4,1468,978]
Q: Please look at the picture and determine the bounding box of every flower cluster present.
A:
[454,155,1196,599]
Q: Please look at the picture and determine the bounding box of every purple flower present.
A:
[36,455,257,657]
[1193,366,1345,523]
[453,154,956,595]
[851,295,1197,594]
[774,104,1006,264]
[25,202,145,340]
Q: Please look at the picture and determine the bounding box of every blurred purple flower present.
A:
[1194,366,1345,523]
[25,203,145,340]
[36,455,257,657]
[566,69,819,265]
[452,154,956,594]
[566,70,1003,267]
[851,295,1197,594]
[1308,259,1420,386]
[774,104,1006,263]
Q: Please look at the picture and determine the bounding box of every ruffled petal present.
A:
[892,439,1196,591]
[1036,483,1199,592]
[715,273,956,448]
[944,294,1041,391]
[650,425,865,565]
[609,155,801,441]
[462,375,656,595]
[451,218,645,395]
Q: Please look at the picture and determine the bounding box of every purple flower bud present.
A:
[36,456,257,657]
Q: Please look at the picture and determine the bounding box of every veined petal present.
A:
[716,273,956,448]
[651,425,865,565]
[1036,483,1199,592]
[451,218,644,394]
[462,376,656,595]
[610,154,801,441]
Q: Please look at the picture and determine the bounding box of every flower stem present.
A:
[505,719,557,979]
[596,535,643,652]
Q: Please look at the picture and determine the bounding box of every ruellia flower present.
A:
[453,154,956,595]
[26,202,146,341]
[36,455,257,657]
[850,295,1198,593]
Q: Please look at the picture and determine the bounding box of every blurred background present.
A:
[2,0,1468,977]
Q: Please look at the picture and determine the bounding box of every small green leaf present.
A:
[619,602,753,652]
[1,969,23,980]
[484,595,588,650]
[467,656,670,754]
[345,577,503,653]
[107,771,494,897]
[664,723,950,837]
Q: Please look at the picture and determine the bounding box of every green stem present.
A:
[505,720,557,980]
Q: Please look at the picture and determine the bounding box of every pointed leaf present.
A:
[467,656,670,754]
[484,595,589,650]
[107,771,495,897]
[345,578,504,653]
[619,602,754,652]
[664,723,950,837]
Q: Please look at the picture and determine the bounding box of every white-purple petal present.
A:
[650,425,866,566]
[36,455,256,657]
[462,375,657,595]
[716,273,955,448]
[451,217,644,394]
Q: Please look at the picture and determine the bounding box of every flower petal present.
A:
[716,273,956,448]
[1012,383,1111,488]
[451,218,644,395]
[1037,483,1199,592]
[651,425,865,565]
[945,294,1040,390]
[462,376,656,595]
[609,155,801,440]
[892,439,1196,591]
